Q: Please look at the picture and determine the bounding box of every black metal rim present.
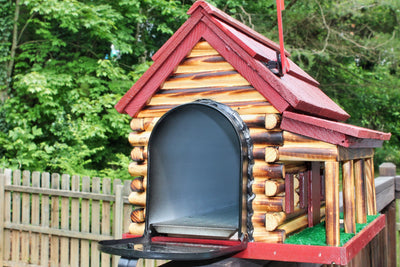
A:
[146,99,254,240]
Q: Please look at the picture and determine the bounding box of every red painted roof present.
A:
[281,112,391,148]
[116,0,351,121]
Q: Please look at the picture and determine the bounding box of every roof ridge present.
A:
[188,0,290,57]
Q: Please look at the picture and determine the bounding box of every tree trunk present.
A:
[4,0,20,94]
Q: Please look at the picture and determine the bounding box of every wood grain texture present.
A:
[128,162,148,177]
[252,178,267,195]
[130,176,147,192]
[71,175,80,267]
[338,147,374,161]
[252,178,298,196]
[265,145,338,162]
[342,160,356,233]
[81,176,90,267]
[101,179,111,267]
[308,162,321,227]
[365,157,377,215]
[91,177,101,267]
[60,174,70,266]
[21,171,30,264]
[130,208,146,223]
[129,223,145,236]
[264,212,286,231]
[129,131,151,147]
[251,212,266,229]
[298,172,308,210]
[50,173,60,266]
[355,159,367,224]
[264,114,281,130]
[130,117,160,132]
[30,172,40,265]
[11,170,21,263]
[253,161,284,179]
[264,179,285,196]
[40,172,50,267]
[285,173,295,214]
[248,128,283,146]
[278,206,325,235]
[240,114,267,128]
[131,146,147,162]
[263,147,279,162]
[137,101,278,118]
[149,86,266,106]
[281,112,389,148]
[325,161,340,246]
[252,229,285,243]
[285,162,308,174]
[174,55,235,73]
[186,40,220,58]
[252,195,284,212]
[128,192,146,206]
[2,170,12,263]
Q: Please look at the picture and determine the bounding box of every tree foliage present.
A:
[1,0,399,177]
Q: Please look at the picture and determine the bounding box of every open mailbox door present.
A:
[98,100,252,265]
[98,235,247,262]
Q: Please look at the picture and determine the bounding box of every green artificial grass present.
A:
[284,213,380,247]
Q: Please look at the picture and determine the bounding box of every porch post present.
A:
[365,158,377,215]
[354,159,367,223]
[342,160,356,233]
[325,161,340,246]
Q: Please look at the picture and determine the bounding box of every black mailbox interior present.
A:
[98,100,252,261]
[147,102,242,239]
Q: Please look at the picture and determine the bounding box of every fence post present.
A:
[0,173,5,267]
[113,184,124,267]
[378,162,397,267]
[379,162,396,177]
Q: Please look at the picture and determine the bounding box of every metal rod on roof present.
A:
[276,0,290,75]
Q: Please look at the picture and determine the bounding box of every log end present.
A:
[265,114,281,130]
[131,208,146,223]
[130,118,145,131]
[128,191,146,206]
[129,222,145,236]
[265,147,279,163]
[264,212,287,231]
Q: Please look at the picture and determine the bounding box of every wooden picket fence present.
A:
[0,168,166,267]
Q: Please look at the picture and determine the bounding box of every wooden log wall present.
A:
[126,40,327,240]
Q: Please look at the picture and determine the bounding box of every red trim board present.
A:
[234,214,386,265]
[122,215,385,265]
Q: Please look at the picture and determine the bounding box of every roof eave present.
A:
[281,111,391,148]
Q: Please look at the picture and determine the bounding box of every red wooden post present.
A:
[308,162,321,227]
[298,172,308,209]
[285,173,294,213]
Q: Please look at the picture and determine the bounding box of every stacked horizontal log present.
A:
[126,40,328,241]
[127,118,149,235]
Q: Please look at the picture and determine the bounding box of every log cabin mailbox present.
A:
[99,1,391,265]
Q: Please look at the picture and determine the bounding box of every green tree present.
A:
[1,0,399,176]
[0,0,192,177]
